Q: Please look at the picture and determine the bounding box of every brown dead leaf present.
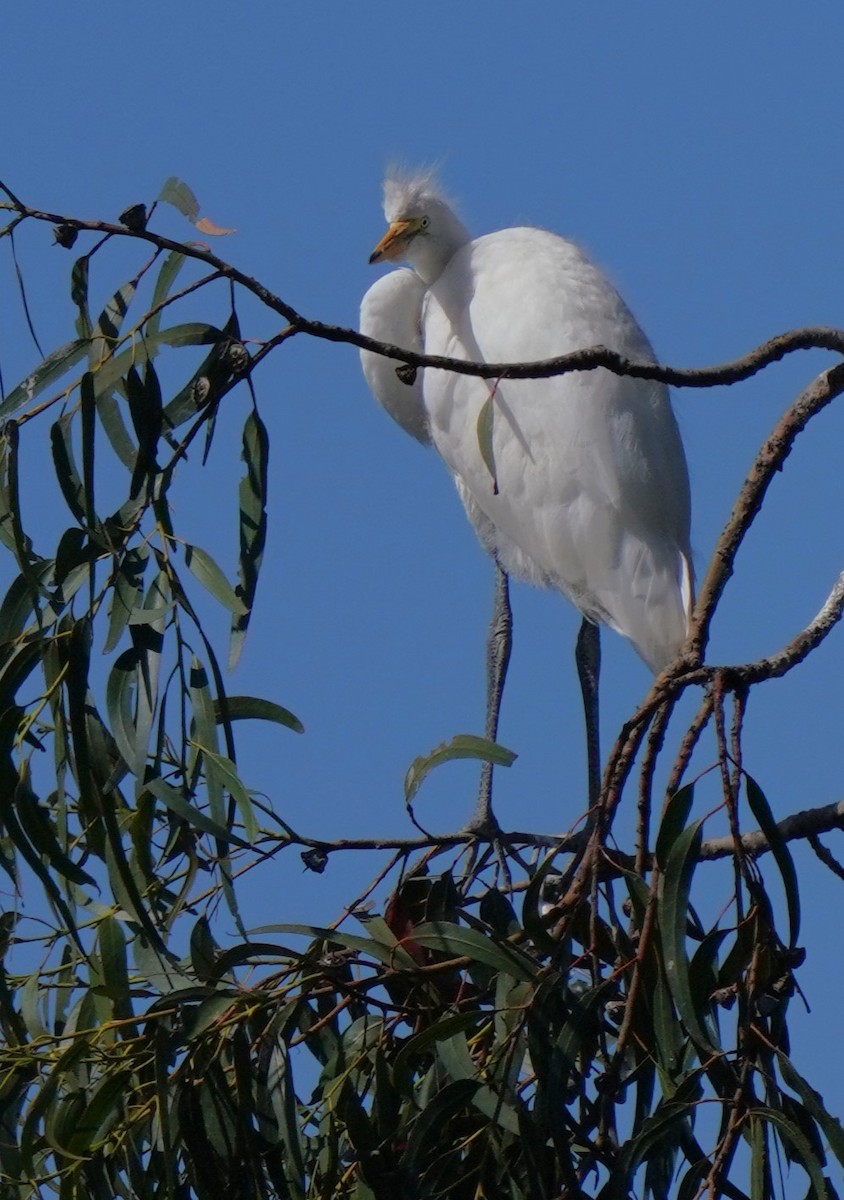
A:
[195,217,237,237]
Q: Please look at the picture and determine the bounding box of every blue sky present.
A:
[4,1,844,1124]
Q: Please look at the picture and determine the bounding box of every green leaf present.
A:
[655,782,695,870]
[750,1106,831,1198]
[15,769,96,889]
[391,1012,486,1095]
[192,742,259,843]
[436,1032,521,1134]
[103,545,150,654]
[159,176,200,223]
[71,254,91,340]
[476,392,498,492]
[89,278,138,372]
[91,322,221,400]
[96,387,137,470]
[63,1070,132,1157]
[190,914,219,981]
[50,414,87,524]
[657,814,720,1058]
[147,250,187,342]
[256,923,419,971]
[185,544,247,615]
[230,409,269,667]
[161,312,241,431]
[411,920,535,982]
[80,370,97,532]
[404,734,517,806]
[745,774,800,948]
[214,694,304,735]
[189,657,226,828]
[143,777,250,850]
[777,1051,844,1169]
[97,915,133,1022]
[0,338,88,421]
[399,1079,479,1184]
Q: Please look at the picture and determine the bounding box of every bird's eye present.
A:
[420,216,430,229]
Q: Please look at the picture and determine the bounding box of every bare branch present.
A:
[699,798,844,860]
[690,362,844,660]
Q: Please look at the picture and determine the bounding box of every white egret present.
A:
[360,169,693,832]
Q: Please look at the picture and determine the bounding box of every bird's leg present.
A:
[575,617,602,816]
[465,564,512,834]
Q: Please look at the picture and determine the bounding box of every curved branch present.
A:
[699,798,844,861]
[4,187,844,390]
[689,362,844,660]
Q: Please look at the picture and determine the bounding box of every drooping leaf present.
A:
[404,734,517,806]
[777,1051,844,1169]
[184,544,246,616]
[411,921,535,983]
[50,414,87,524]
[230,409,269,667]
[476,392,498,493]
[147,250,187,341]
[159,176,201,223]
[657,812,721,1059]
[103,544,150,654]
[213,694,304,735]
[143,777,250,850]
[745,774,801,948]
[749,1106,831,1199]
[0,338,88,421]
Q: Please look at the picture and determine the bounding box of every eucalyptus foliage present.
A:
[0,178,842,1200]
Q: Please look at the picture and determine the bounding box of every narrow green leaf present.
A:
[91,322,221,400]
[103,545,150,654]
[143,777,250,849]
[147,250,187,341]
[185,544,247,615]
[159,176,200,222]
[657,816,720,1057]
[98,915,133,1021]
[230,409,269,667]
[400,1079,479,1182]
[189,658,226,831]
[392,1012,486,1095]
[746,774,801,948]
[655,783,695,870]
[190,914,219,981]
[89,278,138,378]
[257,923,419,970]
[71,255,91,340]
[411,920,535,982]
[0,339,88,421]
[192,742,259,843]
[476,392,498,492]
[80,371,96,533]
[50,414,87,524]
[125,362,162,491]
[750,1106,831,1198]
[214,694,304,734]
[96,387,137,470]
[777,1051,844,1169]
[405,734,517,806]
[64,1070,131,1156]
[15,769,96,888]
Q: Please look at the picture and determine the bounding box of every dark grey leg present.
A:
[465,564,512,833]
[575,617,602,812]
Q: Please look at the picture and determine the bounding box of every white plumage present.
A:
[360,169,692,675]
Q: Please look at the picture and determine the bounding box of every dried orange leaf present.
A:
[195,217,237,237]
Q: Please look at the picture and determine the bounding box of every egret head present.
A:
[369,168,471,284]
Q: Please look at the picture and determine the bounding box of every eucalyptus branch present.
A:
[4,184,844,390]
